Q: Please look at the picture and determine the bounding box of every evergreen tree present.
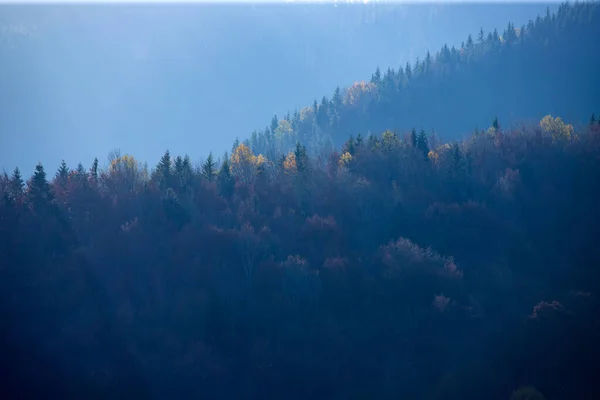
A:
[417,129,429,159]
[75,162,88,187]
[294,142,309,174]
[478,27,485,43]
[411,128,418,148]
[232,138,241,154]
[156,150,173,191]
[10,167,24,199]
[181,155,194,190]
[202,152,217,182]
[90,157,99,185]
[270,115,279,138]
[174,156,184,188]
[371,66,381,85]
[405,62,412,80]
[424,51,432,71]
[466,34,474,49]
[28,162,54,206]
[492,116,500,132]
[217,153,234,198]
[355,133,364,147]
[493,28,500,43]
[56,159,69,189]
[591,113,597,126]
[343,135,356,156]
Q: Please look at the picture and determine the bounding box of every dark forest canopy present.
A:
[243,1,600,159]
[3,115,600,399]
[2,2,600,400]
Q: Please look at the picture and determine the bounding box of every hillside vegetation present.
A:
[244,2,600,158]
[1,2,600,400]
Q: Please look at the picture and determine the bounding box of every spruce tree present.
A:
[75,162,88,187]
[294,142,309,174]
[417,129,430,159]
[156,150,173,190]
[90,157,99,185]
[202,152,217,182]
[29,162,53,206]
[492,116,500,132]
[56,159,69,189]
[217,153,234,198]
[10,167,24,198]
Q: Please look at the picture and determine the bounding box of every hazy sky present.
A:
[0,2,556,174]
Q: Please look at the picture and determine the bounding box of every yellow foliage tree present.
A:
[540,114,573,143]
[338,151,354,170]
[283,152,297,173]
[231,143,265,184]
[106,153,148,193]
[345,81,377,106]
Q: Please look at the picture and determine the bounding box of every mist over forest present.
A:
[1,2,556,170]
[1,2,600,400]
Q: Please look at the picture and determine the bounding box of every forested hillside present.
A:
[0,2,554,171]
[244,2,600,158]
[2,2,600,400]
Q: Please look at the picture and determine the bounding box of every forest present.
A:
[1,2,600,400]
[243,1,600,159]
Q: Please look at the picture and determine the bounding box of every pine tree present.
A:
[56,159,69,189]
[174,156,184,188]
[590,113,597,126]
[424,51,432,71]
[355,133,364,147]
[466,34,474,49]
[156,150,173,190]
[405,62,412,80]
[411,128,418,148]
[90,157,99,185]
[75,162,88,187]
[417,129,429,159]
[294,142,309,174]
[343,135,356,156]
[202,152,217,182]
[371,66,381,84]
[10,167,24,198]
[270,115,279,138]
[492,116,500,132]
[478,27,485,43]
[28,162,54,206]
[232,138,241,154]
[217,153,234,197]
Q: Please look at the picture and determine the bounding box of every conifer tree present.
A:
[417,129,429,159]
[75,162,88,187]
[90,157,99,185]
[28,162,53,206]
[156,150,173,190]
[371,66,381,84]
[10,167,24,199]
[492,116,500,132]
[218,152,234,198]
[411,128,418,148]
[56,159,69,190]
[202,152,217,182]
[294,142,309,174]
